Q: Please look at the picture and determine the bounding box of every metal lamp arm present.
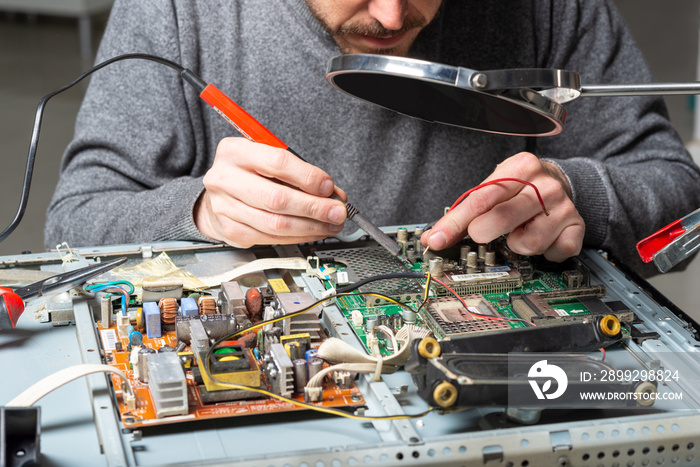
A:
[580,82,700,97]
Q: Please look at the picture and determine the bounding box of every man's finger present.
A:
[209,194,344,238]
[222,138,339,198]
[204,158,347,225]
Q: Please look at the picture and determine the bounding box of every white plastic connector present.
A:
[321,286,336,304]
[117,314,131,340]
[304,386,323,403]
[351,309,363,327]
[124,391,137,411]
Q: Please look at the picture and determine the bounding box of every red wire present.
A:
[449,178,550,216]
[429,275,535,327]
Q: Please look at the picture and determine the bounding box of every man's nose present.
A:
[367,0,408,31]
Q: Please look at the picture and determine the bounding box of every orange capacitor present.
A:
[245,287,263,320]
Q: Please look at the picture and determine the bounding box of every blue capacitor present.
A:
[127,325,143,347]
[180,297,198,318]
[305,348,318,362]
[143,301,162,338]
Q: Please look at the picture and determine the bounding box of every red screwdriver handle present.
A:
[0,287,25,330]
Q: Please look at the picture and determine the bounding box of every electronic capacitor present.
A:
[429,256,444,278]
[467,251,479,268]
[292,358,308,393]
[180,297,198,318]
[414,226,425,257]
[127,325,143,348]
[402,309,417,324]
[365,316,378,334]
[397,227,408,253]
[485,250,496,267]
[137,347,157,383]
[478,244,487,260]
[405,245,418,262]
[397,227,408,243]
[385,335,395,353]
[307,357,324,380]
[459,245,471,268]
[305,348,318,362]
[391,314,403,332]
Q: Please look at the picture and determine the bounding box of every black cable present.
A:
[336,272,424,293]
[0,53,205,244]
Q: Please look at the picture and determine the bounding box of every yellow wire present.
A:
[423,272,431,303]
[205,379,434,420]
[204,289,435,421]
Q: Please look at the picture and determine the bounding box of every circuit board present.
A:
[93,230,629,428]
[316,236,609,355]
[98,323,363,428]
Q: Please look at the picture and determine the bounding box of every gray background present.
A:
[1,1,699,320]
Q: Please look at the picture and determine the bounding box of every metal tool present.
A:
[326,54,700,137]
[636,208,700,273]
[0,256,127,329]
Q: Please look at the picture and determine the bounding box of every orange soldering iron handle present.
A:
[199,83,289,150]
[199,82,344,200]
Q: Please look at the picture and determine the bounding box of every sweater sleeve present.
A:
[533,0,700,276]
[44,0,213,248]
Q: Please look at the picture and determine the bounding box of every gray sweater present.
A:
[46,0,700,276]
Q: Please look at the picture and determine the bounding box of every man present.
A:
[45,0,700,276]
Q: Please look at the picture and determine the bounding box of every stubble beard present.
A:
[307,6,429,55]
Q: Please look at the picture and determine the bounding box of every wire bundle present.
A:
[85,280,134,316]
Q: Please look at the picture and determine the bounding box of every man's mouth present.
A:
[350,30,410,50]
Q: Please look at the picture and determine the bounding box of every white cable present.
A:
[316,325,433,368]
[6,363,134,407]
[199,257,309,288]
[376,325,398,354]
[306,362,392,388]
[308,325,433,389]
[371,354,384,382]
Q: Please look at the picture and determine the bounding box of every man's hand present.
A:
[422,152,585,262]
[195,137,348,248]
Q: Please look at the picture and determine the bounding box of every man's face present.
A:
[305,0,443,56]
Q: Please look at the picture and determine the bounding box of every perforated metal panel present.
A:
[316,246,422,298]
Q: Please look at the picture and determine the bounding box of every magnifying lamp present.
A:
[326,54,700,137]
[327,53,700,272]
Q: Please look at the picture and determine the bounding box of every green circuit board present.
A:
[318,239,601,356]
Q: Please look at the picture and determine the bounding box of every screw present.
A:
[473,73,488,88]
